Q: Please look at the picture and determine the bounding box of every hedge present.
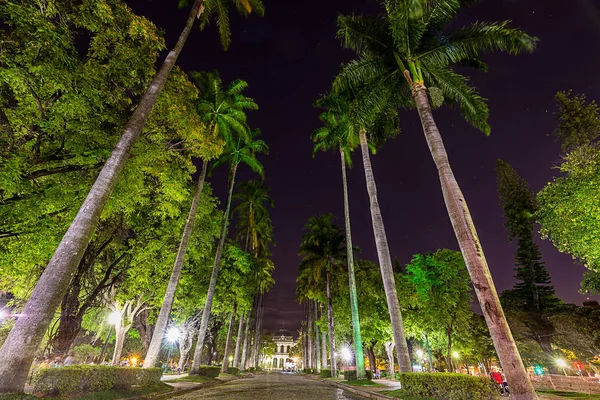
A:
[196,366,221,378]
[344,370,357,381]
[228,367,240,376]
[365,370,373,380]
[302,368,313,374]
[33,366,162,396]
[320,369,332,378]
[398,373,500,400]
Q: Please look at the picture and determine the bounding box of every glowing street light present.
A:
[0,309,7,321]
[166,327,180,343]
[556,359,568,376]
[416,349,424,359]
[99,312,121,363]
[453,351,459,359]
[108,312,121,325]
[341,346,352,363]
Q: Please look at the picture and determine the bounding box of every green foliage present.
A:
[228,367,240,376]
[344,370,358,381]
[398,372,500,400]
[554,91,600,152]
[365,370,373,380]
[302,368,313,374]
[333,0,536,135]
[196,366,221,378]
[320,369,332,378]
[73,344,101,362]
[32,366,162,396]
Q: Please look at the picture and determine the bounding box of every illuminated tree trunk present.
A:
[144,161,208,368]
[0,0,205,393]
[314,300,321,372]
[233,312,244,368]
[340,147,365,379]
[359,130,411,373]
[320,304,327,369]
[326,271,336,377]
[411,81,536,399]
[240,313,251,370]
[221,304,237,373]
[190,162,238,374]
[385,342,395,377]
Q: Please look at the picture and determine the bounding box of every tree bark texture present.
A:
[144,161,207,368]
[326,271,337,377]
[340,147,366,379]
[385,342,395,377]
[240,313,251,370]
[358,130,412,373]
[190,162,238,374]
[320,304,328,369]
[307,301,313,369]
[221,306,236,373]
[411,84,536,400]
[0,0,205,393]
[314,300,321,372]
[233,312,244,368]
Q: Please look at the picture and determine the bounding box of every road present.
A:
[175,372,367,400]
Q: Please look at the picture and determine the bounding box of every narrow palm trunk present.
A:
[240,313,251,370]
[144,161,208,368]
[307,301,313,369]
[411,83,536,399]
[320,304,327,369]
[340,147,366,379]
[359,131,411,373]
[314,300,321,372]
[0,1,205,392]
[190,163,238,374]
[253,294,264,368]
[326,271,337,377]
[221,304,237,373]
[233,312,244,368]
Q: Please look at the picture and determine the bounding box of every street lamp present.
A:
[556,359,568,377]
[99,312,120,363]
[164,327,180,374]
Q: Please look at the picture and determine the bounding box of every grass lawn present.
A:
[537,389,600,399]
[344,380,386,387]
[0,395,38,400]
[167,375,215,384]
[382,389,437,399]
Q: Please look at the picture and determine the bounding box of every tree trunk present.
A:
[177,324,195,372]
[385,342,395,377]
[321,304,328,369]
[253,293,264,368]
[314,300,321,372]
[447,325,454,372]
[133,309,153,357]
[233,312,244,368]
[411,83,536,399]
[221,304,236,373]
[111,324,130,366]
[368,344,376,372]
[0,1,205,392]
[144,161,207,367]
[326,271,337,377]
[190,162,238,374]
[359,130,411,373]
[240,313,251,370]
[307,301,313,369]
[340,147,366,379]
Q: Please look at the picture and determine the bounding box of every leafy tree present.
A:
[334,0,536,395]
[0,0,263,390]
[554,91,600,152]
[404,249,472,372]
[312,93,365,378]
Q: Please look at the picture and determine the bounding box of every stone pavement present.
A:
[174,371,366,400]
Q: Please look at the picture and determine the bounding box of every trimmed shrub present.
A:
[228,367,240,376]
[365,370,373,380]
[302,368,313,374]
[197,366,221,378]
[32,366,162,396]
[247,367,256,373]
[344,370,357,381]
[320,369,332,378]
[399,372,500,400]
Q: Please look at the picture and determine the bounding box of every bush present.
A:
[344,370,357,381]
[33,366,162,396]
[365,370,373,380]
[302,368,313,374]
[196,366,221,378]
[320,369,332,378]
[398,373,500,400]
[228,367,240,376]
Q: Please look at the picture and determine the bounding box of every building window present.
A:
[273,358,278,368]
[286,345,290,353]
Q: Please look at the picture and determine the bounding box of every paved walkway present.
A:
[175,371,366,400]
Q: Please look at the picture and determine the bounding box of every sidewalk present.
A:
[304,374,399,400]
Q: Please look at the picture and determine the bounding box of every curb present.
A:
[126,375,242,399]
[303,375,394,400]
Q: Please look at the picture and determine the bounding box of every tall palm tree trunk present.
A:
[144,161,208,368]
[0,1,205,392]
[221,304,237,373]
[358,130,411,373]
[320,304,328,369]
[240,313,251,370]
[252,294,264,368]
[385,342,395,377]
[340,147,366,379]
[411,83,536,399]
[190,163,238,374]
[233,312,244,368]
[326,271,337,377]
[314,300,321,372]
[307,301,313,369]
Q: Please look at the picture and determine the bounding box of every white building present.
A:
[270,329,296,369]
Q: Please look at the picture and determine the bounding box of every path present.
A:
[175,371,366,400]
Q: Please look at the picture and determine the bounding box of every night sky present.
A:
[128,0,600,335]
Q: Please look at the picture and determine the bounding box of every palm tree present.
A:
[335,0,537,396]
[143,72,256,368]
[232,180,274,253]
[0,1,264,392]
[298,215,347,377]
[190,131,268,374]
[311,94,366,379]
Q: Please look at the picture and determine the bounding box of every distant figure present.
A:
[49,356,63,368]
[63,353,76,366]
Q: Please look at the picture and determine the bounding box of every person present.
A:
[373,369,381,379]
[63,353,76,366]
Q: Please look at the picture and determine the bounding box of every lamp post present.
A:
[164,327,180,374]
[99,312,120,364]
[557,359,568,377]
